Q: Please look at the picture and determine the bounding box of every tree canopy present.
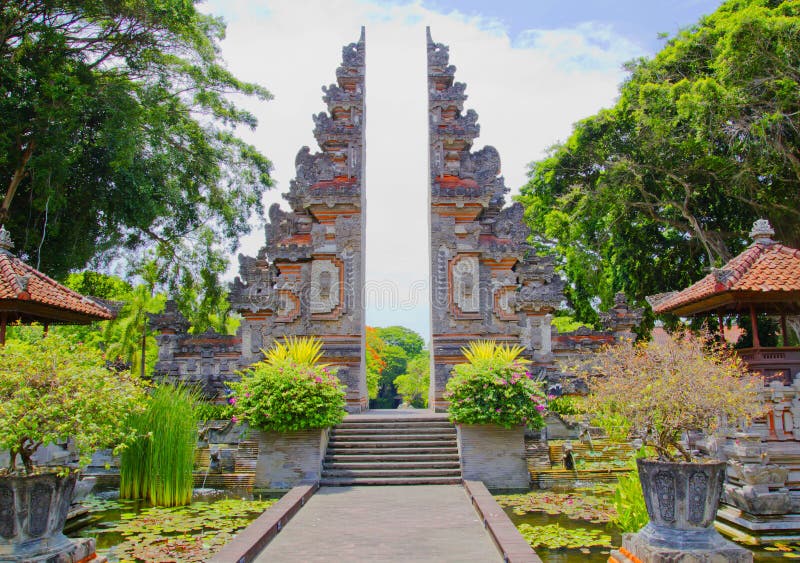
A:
[0,0,272,281]
[518,0,800,328]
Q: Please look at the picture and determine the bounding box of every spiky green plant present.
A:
[261,335,327,367]
[461,340,530,366]
[120,384,199,507]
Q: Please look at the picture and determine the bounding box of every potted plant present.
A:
[229,336,346,488]
[0,333,146,561]
[585,331,760,561]
[445,340,547,489]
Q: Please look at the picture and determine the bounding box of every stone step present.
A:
[336,421,454,430]
[326,440,457,449]
[325,453,459,463]
[328,433,456,443]
[331,426,456,436]
[320,476,462,486]
[341,415,449,424]
[324,460,461,470]
[322,467,461,478]
[325,446,459,456]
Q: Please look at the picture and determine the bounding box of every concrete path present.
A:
[253,485,502,562]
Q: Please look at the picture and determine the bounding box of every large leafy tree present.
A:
[518,0,800,328]
[0,0,272,281]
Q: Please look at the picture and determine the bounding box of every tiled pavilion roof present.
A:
[648,220,800,316]
[0,226,113,324]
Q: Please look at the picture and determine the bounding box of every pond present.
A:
[67,489,277,562]
[494,483,800,562]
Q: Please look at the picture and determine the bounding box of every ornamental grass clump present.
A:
[230,336,346,432]
[0,333,146,475]
[445,340,547,430]
[120,384,200,507]
[584,330,764,462]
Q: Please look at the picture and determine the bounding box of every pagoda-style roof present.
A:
[649,220,800,316]
[0,227,114,325]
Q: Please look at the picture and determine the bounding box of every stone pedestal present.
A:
[611,459,752,563]
[252,428,329,489]
[457,424,529,489]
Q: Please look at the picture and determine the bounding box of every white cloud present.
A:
[202,0,645,341]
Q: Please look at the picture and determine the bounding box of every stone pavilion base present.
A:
[609,530,752,563]
[457,424,529,489]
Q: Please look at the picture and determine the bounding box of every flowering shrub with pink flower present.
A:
[229,337,346,432]
[444,341,547,430]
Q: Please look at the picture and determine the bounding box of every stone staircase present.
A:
[320,414,462,486]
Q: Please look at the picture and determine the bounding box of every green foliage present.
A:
[120,384,199,507]
[195,401,232,423]
[461,340,530,366]
[0,333,146,473]
[551,315,594,333]
[518,0,800,329]
[517,523,613,550]
[394,352,429,408]
[80,496,275,562]
[613,470,649,533]
[231,350,346,432]
[376,326,425,356]
[0,0,272,285]
[547,395,584,416]
[445,350,546,429]
[262,336,327,367]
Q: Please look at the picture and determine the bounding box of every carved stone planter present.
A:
[457,424,529,489]
[610,459,752,562]
[252,428,329,489]
[0,470,101,562]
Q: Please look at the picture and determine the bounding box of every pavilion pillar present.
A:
[0,313,6,345]
[750,305,761,348]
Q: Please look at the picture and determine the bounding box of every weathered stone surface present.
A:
[611,531,752,563]
[457,424,529,489]
[723,483,792,515]
[727,460,788,486]
[252,429,329,489]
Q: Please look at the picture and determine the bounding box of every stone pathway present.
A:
[253,485,502,562]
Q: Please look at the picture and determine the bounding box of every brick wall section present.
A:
[463,480,542,562]
[457,424,530,489]
[208,482,318,563]
[253,429,328,489]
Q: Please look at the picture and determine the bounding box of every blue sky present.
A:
[206,0,725,342]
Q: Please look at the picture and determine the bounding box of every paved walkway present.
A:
[254,485,501,562]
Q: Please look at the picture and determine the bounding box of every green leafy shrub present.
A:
[231,337,346,431]
[547,395,584,416]
[445,341,546,430]
[195,401,232,422]
[394,353,429,408]
[120,384,199,507]
[0,333,146,474]
[613,469,649,533]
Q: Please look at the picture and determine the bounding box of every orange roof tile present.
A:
[0,228,113,324]
[651,241,800,315]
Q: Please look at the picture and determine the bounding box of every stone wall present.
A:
[252,429,329,489]
[457,423,529,489]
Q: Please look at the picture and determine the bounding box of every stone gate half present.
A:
[427,29,566,410]
[153,29,368,412]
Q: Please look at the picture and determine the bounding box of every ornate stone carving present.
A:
[310,258,341,315]
[654,470,676,522]
[688,471,709,524]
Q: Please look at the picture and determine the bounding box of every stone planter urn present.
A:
[457,424,529,490]
[611,459,752,562]
[0,470,101,562]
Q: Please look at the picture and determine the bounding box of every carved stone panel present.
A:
[450,254,480,316]
[310,258,341,315]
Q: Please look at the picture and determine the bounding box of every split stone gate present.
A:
[151,28,641,412]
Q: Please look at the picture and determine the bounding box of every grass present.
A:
[120,384,199,507]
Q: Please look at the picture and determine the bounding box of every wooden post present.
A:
[0,313,6,346]
[717,313,725,341]
[750,305,761,348]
